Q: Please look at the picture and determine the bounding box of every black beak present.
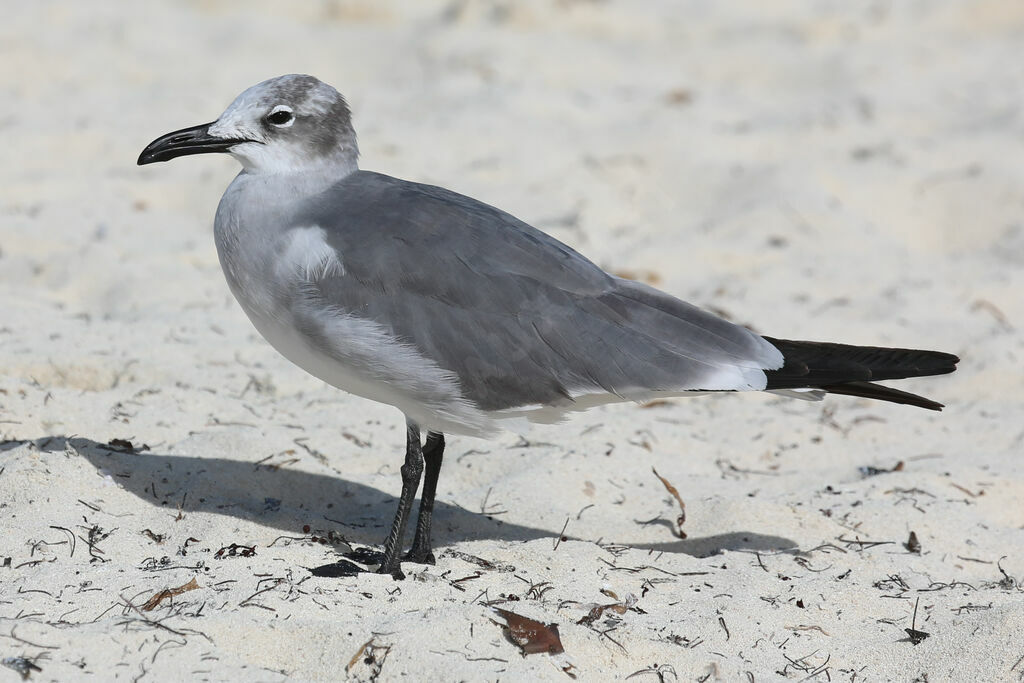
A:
[137,122,247,165]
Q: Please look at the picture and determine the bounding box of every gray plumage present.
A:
[296,170,781,414]
[138,74,957,575]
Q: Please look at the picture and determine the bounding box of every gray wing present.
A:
[291,170,782,412]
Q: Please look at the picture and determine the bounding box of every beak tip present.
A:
[137,148,164,166]
[136,121,232,167]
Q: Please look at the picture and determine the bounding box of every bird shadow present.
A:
[3,436,799,559]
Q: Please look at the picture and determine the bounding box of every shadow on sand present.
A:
[3,436,799,559]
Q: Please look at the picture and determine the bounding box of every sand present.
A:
[2,1,1022,680]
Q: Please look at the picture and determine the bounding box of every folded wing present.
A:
[290,171,784,413]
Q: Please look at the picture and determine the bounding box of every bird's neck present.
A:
[242,160,358,197]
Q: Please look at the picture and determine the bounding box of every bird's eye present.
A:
[267,108,294,126]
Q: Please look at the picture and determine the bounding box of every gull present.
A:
[138,75,958,576]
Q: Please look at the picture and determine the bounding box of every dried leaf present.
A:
[652,467,687,539]
[576,602,628,626]
[142,577,199,611]
[493,608,565,655]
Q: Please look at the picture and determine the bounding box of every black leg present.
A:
[406,431,445,564]
[377,419,424,577]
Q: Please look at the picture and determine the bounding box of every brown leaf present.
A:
[493,608,565,655]
[576,602,628,626]
[652,467,687,539]
[142,577,199,611]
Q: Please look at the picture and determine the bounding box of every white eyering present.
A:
[268,104,295,127]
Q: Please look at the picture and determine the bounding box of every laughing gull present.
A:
[138,74,958,576]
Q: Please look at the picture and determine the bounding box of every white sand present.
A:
[2,1,1022,680]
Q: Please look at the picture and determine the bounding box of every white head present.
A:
[138,74,359,176]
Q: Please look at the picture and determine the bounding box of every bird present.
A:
[138,74,958,577]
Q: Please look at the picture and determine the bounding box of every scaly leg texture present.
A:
[406,432,445,564]
[377,419,424,576]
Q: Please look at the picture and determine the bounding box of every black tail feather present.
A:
[763,336,959,411]
[820,381,945,411]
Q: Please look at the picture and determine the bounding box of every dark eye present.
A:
[267,109,293,125]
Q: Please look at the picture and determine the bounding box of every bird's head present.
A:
[138,74,358,175]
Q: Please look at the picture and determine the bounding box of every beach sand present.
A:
[2,1,1022,680]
